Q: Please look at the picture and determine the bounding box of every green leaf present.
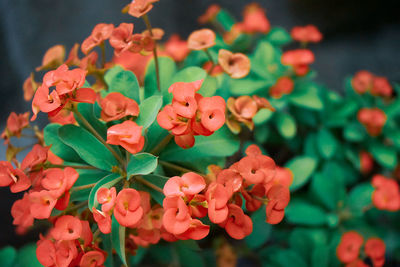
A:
[74,103,107,140]
[0,246,16,267]
[160,126,240,162]
[71,169,110,202]
[58,125,119,171]
[253,109,273,125]
[101,233,114,267]
[127,153,158,178]
[343,122,366,142]
[347,182,374,216]
[289,83,324,110]
[245,207,271,249]
[198,75,218,97]
[144,120,169,152]
[111,216,127,266]
[135,95,163,131]
[370,142,397,169]
[171,66,206,84]
[275,113,297,139]
[285,199,328,226]
[215,9,235,31]
[228,77,273,96]
[175,241,205,267]
[88,173,122,212]
[317,128,338,159]
[273,249,308,267]
[43,123,84,163]
[145,56,177,100]
[286,156,318,191]
[14,244,42,267]
[104,66,140,102]
[265,27,292,46]
[310,172,344,211]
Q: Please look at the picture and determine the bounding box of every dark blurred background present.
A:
[0,0,399,248]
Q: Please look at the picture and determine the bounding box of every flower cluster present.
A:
[157,80,226,148]
[357,108,387,136]
[226,95,274,133]
[371,174,400,211]
[281,49,315,76]
[290,25,323,44]
[37,215,105,267]
[336,231,386,267]
[352,70,393,97]
[31,64,96,121]
[269,77,294,99]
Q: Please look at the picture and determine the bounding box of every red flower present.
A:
[336,231,364,264]
[269,77,294,98]
[81,23,114,54]
[218,49,250,79]
[206,182,230,224]
[371,174,400,211]
[107,120,145,154]
[371,76,392,97]
[100,92,140,122]
[128,0,159,18]
[4,112,29,137]
[197,96,226,132]
[93,208,112,234]
[80,251,105,267]
[241,3,270,34]
[165,34,189,62]
[36,45,66,71]
[23,74,38,101]
[162,196,191,235]
[11,193,34,229]
[29,190,58,219]
[187,29,216,50]
[291,25,323,43]
[220,204,253,239]
[0,161,31,193]
[36,238,78,267]
[114,188,144,227]
[357,108,386,137]
[364,238,386,267]
[51,215,83,241]
[237,148,276,185]
[282,49,315,76]
[109,23,136,56]
[265,185,290,224]
[359,151,374,174]
[163,172,206,197]
[97,187,117,213]
[176,219,210,240]
[198,4,220,24]
[352,70,374,94]
[21,144,49,171]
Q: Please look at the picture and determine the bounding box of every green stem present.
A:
[72,106,126,168]
[45,163,97,170]
[204,48,216,75]
[159,160,204,176]
[136,176,163,193]
[150,134,173,155]
[143,14,161,92]
[62,200,88,215]
[100,42,106,68]
[71,183,96,192]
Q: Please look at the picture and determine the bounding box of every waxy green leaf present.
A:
[286,156,318,191]
[135,95,163,131]
[127,153,158,178]
[111,216,127,266]
[104,66,140,102]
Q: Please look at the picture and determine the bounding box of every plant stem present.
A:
[143,14,161,92]
[150,134,173,155]
[62,201,88,215]
[136,176,163,193]
[45,163,97,170]
[159,160,204,176]
[72,106,126,168]
[100,42,106,68]
[71,183,96,192]
[204,48,216,75]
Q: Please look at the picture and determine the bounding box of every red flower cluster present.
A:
[100,92,140,122]
[107,120,145,154]
[1,112,30,144]
[81,23,114,55]
[157,80,226,148]
[359,151,374,174]
[281,49,315,76]
[159,145,290,240]
[357,108,386,137]
[337,231,385,267]
[238,3,270,34]
[226,95,274,133]
[127,0,159,18]
[31,64,96,121]
[352,70,393,97]
[164,34,190,62]
[290,25,323,43]
[371,174,400,211]
[37,215,105,267]
[269,77,294,99]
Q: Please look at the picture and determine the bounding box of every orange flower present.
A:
[371,174,400,211]
[357,108,386,136]
[364,238,386,267]
[218,49,250,79]
[114,188,144,227]
[36,45,66,71]
[142,28,164,41]
[80,251,105,267]
[352,70,374,94]
[23,73,38,101]
[371,76,392,97]
[269,77,294,98]
[265,185,290,224]
[81,23,114,54]
[165,34,189,62]
[128,0,159,18]
[100,92,140,122]
[106,120,145,154]
[291,25,323,43]
[241,3,270,34]
[187,29,216,50]
[198,4,221,24]
[220,204,253,239]
[336,231,364,264]
[282,49,315,76]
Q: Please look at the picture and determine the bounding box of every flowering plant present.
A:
[0,1,399,267]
